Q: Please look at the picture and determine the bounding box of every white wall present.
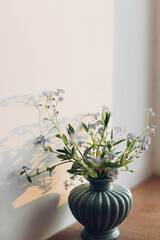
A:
[153,0,160,174]
[113,0,155,188]
[0,1,114,240]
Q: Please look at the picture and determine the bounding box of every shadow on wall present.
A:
[0,93,83,240]
[0,93,59,192]
[14,193,60,240]
[16,195,75,240]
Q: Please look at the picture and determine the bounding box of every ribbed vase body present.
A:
[68,179,133,240]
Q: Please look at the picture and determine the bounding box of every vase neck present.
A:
[88,178,112,191]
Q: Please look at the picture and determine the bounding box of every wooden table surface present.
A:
[48,175,160,240]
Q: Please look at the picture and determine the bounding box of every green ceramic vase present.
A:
[68,178,133,240]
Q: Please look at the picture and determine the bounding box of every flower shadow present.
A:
[0,92,86,205]
[0,93,85,239]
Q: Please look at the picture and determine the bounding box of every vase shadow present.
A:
[15,193,60,240]
[46,201,77,240]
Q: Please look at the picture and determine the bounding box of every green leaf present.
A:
[122,166,134,173]
[120,153,125,163]
[111,129,114,140]
[47,166,56,177]
[57,148,69,154]
[20,171,25,176]
[113,139,126,146]
[71,146,75,156]
[101,150,106,159]
[84,145,94,156]
[82,122,89,133]
[126,143,134,152]
[57,154,70,160]
[27,175,32,183]
[67,128,70,135]
[125,165,129,171]
[104,113,110,128]
[115,151,122,155]
[68,124,75,134]
[127,140,130,147]
[48,146,53,152]
[102,112,105,126]
[107,142,112,151]
[64,147,70,153]
[62,134,68,146]
[55,134,61,139]
[87,168,98,178]
[103,162,120,168]
[67,169,82,175]
[71,161,81,170]
[47,166,55,172]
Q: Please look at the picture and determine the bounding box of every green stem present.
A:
[139,112,149,139]
[132,148,142,159]
[31,160,74,178]
[45,96,71,152]
[126,112,149,158]
[75,143,86,163]
[45,97,61,136]
[115,112,149,164]
[96,130,105,158]
[54,95,60,128]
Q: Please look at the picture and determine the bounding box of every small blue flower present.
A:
[101,146,108,152]
[145,125,156,135]
[59,96,64,102]
[96,120,103,125]
[107,167,119,181]
[141,143,148,151]
[144,108,155,116]
[105,152,116,160]
[55,88,65,95]
[127,133,137,140]
[145,136,151,144]
[88,123,97,130]
[45,138,50,143]
[140,136,151,145]
[94,112,100,118]
[37,135,50,144]
[98,127,104,134]
[77,140,85,147]
[140,136,151,150]
[60,89,65,94]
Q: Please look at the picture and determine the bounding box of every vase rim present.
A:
[85,176,112,183]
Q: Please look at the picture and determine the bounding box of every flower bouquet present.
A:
[20,89,155,240]
[20,89,155,184]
